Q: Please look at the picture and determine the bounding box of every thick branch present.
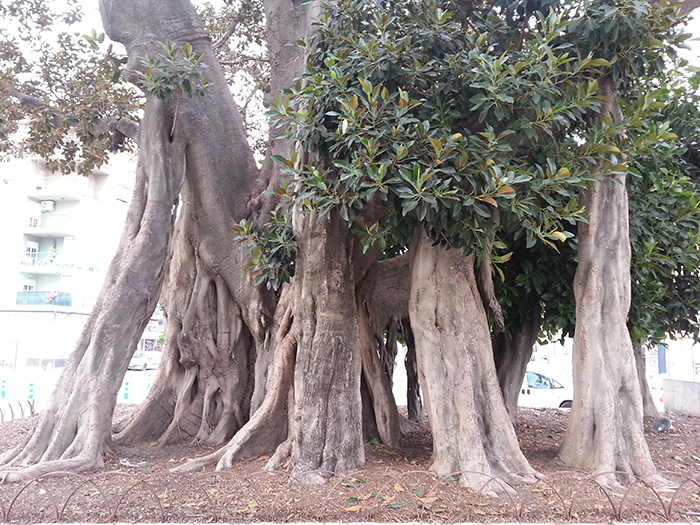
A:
[212,17,240,49]
[0,80,140,145]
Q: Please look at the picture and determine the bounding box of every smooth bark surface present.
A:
[633,343,661,419]
[408,230,536,492]
[0,100,184,481]
[559,78,658,485]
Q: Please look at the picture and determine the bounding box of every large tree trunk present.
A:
[0,100,185,481]
[106,0,265,451]
[493,305,541,423]
[1,0,264,480]
[408,230,536,492]
[558,77,658,486]
[285,212,364,479]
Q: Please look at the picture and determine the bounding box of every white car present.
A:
[128,351,162,371]
[519,371,573,409]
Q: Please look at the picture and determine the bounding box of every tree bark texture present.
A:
[558,77,658,484]
[0,100,185,481]
[402,321,423,422]
[287,211,365,479]
[103,0,267,452]
[408,230,536,491]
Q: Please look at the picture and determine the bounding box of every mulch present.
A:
[0,405,699,523]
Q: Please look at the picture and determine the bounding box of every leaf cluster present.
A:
[233,205,297,291]
[139,41,210,103]
[267,0,646,260]
[0,14,140,174]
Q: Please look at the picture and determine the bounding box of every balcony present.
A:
[16,291,72,307]
[23,213,77,238]
[20,251,74,275]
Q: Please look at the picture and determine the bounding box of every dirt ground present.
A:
[1,406,699,523]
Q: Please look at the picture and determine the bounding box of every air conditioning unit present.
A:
[40,200,55,212]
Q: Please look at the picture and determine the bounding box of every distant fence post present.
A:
[28,382,33,400]
[124,381,129,400]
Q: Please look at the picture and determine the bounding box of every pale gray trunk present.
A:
[633,342,661,419]
[403,321,422,421]
[106,0,265,450]
[408,229,535,491]
[559,77,658,485]
[0,99,185,481]
[494,305,541,422]
[287,211,364,479]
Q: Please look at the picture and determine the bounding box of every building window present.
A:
[22,284,34,291]
[27,217,38,228]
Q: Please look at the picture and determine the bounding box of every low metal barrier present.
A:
[0,467,698,523]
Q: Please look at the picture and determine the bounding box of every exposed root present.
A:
[171,307,296,474]
[266,437,293,470]
[0,455,104,484]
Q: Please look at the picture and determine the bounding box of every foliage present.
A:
[253,0,688,292]
[495,63,700,346]
[139,41,210,103]
[626,69,700,344]
[0,1,262,174]
[0,6,140,175]
[139,41,210,136]
[268,1,600,261]
[233,204,297,291]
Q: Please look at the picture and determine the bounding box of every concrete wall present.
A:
[663,378,700,417]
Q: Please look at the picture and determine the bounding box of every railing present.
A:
[16,291,72,306]
[20,250,72,269]
[20,252,102,274]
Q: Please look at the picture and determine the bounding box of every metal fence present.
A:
[0,467,699,523]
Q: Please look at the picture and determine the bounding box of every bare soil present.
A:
[1,406,699,523]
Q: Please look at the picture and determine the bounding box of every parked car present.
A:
[128,351,162,371]
[518,371,573,409]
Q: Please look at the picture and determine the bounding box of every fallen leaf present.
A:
[394,482,405,492]
[345,505,363,512]
[257,455,270,461]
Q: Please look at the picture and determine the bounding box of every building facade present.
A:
[0,157,138,371]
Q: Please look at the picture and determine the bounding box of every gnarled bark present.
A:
[559,77,658,485]
[408,230,536,492]
[285,212,364,480]
[0,100,185,481]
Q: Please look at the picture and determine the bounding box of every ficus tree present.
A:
[0,0,696,492]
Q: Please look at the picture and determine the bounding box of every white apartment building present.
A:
[0,156,163,373]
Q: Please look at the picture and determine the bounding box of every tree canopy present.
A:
[0,0,698,491]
